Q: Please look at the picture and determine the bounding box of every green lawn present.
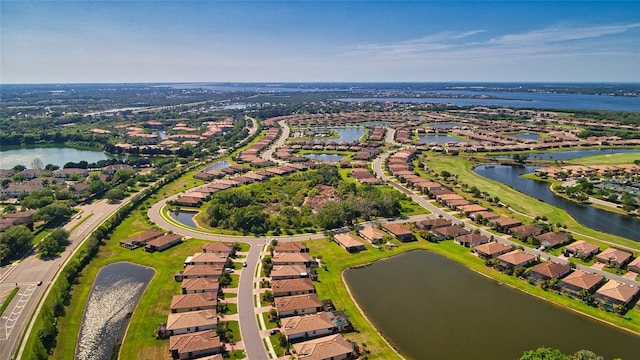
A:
[566,151,640,166]
[227,320,242,342]
[0,287,19,316]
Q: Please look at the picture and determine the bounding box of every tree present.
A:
[520,347,568,360]
[106,188,126,203]
[31,158,44,170]
[0,225,34,264]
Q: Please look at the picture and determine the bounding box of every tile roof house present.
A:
[281,312,338,341]
[292,334,356,360]
[176,265,224,281]
[271,265,309,280]
[431,225,469,241]
[563,240,600,259]
[509,224,544,241]
[627,257,640,274]
[275,294,324,318]
[558,270,604,295]
[119,229,164,250]
[593,280,640,307]
[169,330,222,359]
[490,217,522,230]
[454,233,490,248]
[473,242,512,259]
[202,242,233,255]
[357,226,386,244]
[180,278,219,295]
[186,252,229,266]
[272,252,312,266]
[333,233,366,253]
[166,310,218,336]
[271,278,316,297]
[596,248,633,268]
[497,249,537,270]
[144,233,183,252]
[171,293,218,313]
[526,261,572,283]
[381,223,415,242]
[535,232,572,248]
[274,242,309,253]
[415,218,452,230]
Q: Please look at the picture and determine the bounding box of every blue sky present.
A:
[1,1,639,83]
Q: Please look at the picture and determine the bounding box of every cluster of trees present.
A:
[0,225,34,265]
[36,228,69,258]
[520,347,605,360]
[205,165,405,234]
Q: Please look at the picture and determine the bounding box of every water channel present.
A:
[76,262,155,360]
[475,164,640,241]
[344,251,640,359]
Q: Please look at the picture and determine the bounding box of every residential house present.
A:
[457,204,487,215]
[292,334,356,360]
[175,196,202,207]
[274,242,309,253]
[564,241,600,259]
[490,217,522,231]
[381,223,415,242]
[526,261,572,283]
[558,270,604,295]
[627,257,640,274]
[473,242,512,259]
[271,278,316,297]
[176,265,224,281]
[497,249,537,270]
[358,226,385,244]
[415,218,451,230]
[454,233,490,248]
[271,265,309,280]
[169,330,222,360]
[509,224,544,241]
[469,211,500,222]
[171,293,218,313]
[535,232,571,249]
[166,310,218,336]
[53,168,89,178]
[596,248,633,268]
[275,294,324,318]
[181,278,219,295]
[431,225,469,241]
[119,229,164,250]
[593,280,640,308]
[282,312,337,342]
[202,242,233,256]
[333,233,366,252]
[186,252,228,266]
[144,233,183,252]
[272,252,312,267]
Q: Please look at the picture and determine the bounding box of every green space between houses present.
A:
[423,154,640,252]
[309,238,640,360]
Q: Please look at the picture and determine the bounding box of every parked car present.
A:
[243,262,248,267]
[224,268,234,273]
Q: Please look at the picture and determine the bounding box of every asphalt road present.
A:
[1,199,126,360]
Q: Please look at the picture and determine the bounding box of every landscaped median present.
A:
[309,237,640,359]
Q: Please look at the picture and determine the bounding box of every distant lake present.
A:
[345,251,640,360]
[418,135,460,144]
[203,160,231,172]
[340,92,640,112]
[304,154,345,162]
[316,127,364,143]
[511,132,541,140]
[0,146,113,169]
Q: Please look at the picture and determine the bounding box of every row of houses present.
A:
[160,242,236,360]
[472,241,640,310]
[267,242,358,360]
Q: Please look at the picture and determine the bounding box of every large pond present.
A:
[316,128,365,143]
[76,262,155,360]
[169,210,198,228]
[304,153,345,162]
[418,135,460,144]
[344,251,640,359]
[475,164,640,241]
[0,146,113,169]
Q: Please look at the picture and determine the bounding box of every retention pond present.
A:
[344,251,640,359]
[76,262,155,360]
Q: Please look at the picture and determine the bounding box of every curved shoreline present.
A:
[339,248,639,360]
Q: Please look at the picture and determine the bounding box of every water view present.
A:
[76,262,155,360]
[511,132,541,140]
[0,146,113,169]
[316,127,365,143]
[304,153,345,162]
[418,135,460,144]
[203,160,231,172]
[170,210,198,228]
[344,251,640,359]
[475,164,640,241]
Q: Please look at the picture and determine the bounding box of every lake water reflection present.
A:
[304,154,345,162]
[77,262,154,360]
[170,210,198,228]
[0,146,113,169]
[344,251,640,359]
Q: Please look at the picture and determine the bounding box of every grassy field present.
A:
[424,154,640,252]
[0,287,19,316]
[308,238,640,360]
[566,151,640,166]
